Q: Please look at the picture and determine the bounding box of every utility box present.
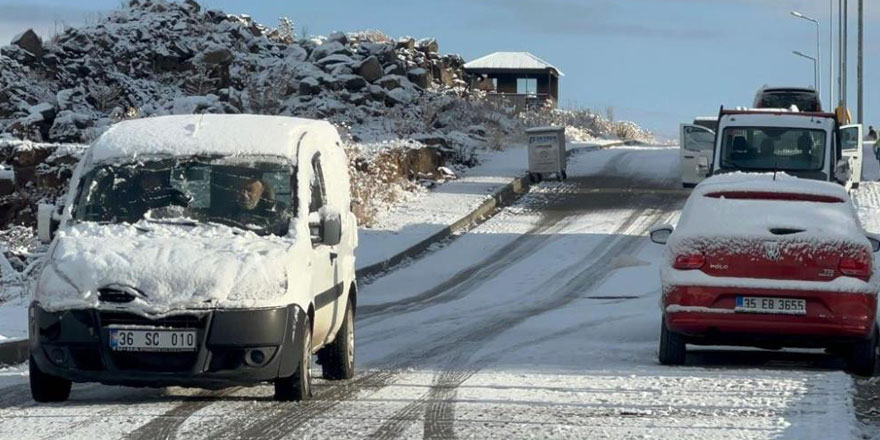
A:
[526,126,567,182]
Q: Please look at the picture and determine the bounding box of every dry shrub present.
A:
[346,145,418,227]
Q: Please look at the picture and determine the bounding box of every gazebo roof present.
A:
[463,52,564,77]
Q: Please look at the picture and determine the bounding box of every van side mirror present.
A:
[649,224,674,245]
[322,212,342,246]
[37,203,60,244]
[310,211,341,246]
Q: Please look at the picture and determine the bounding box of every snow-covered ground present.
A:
[355,139,619,270]
[0,145,869,439]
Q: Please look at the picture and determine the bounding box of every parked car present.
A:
[29,114,358,402]
[753,86,822,112]
[650,173,879,375]
[679,117,717,187]
[711,108,863,189]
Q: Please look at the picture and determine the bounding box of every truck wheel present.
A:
[318,302,355,380]
[658,320,686,366]
[275,316,313,401]
[847,328,878,377]
[528,173,536,183]
[30,355,71,403]
[561,170,568,180]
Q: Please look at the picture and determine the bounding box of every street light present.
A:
[792,50,818,91]
[790,11,823,103]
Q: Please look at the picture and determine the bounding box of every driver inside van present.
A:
[235,177,276,212]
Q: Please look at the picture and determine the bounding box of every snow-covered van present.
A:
[28,114,358,402]
[710,108,863,189]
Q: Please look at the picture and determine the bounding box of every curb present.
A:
[355,141,624,279]
[0,141,625,366]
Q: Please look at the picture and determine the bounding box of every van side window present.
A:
[309,154,327,213]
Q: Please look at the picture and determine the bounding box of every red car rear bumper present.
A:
[664,285,877,344]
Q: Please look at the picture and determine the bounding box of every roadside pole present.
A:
[857,0,863,124]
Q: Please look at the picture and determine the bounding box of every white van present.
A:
[29,114,358,402]
[679,117,717,187]
[710,108,862,189]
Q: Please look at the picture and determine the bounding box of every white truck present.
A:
[681,108,862,189]
[29,114,358,402]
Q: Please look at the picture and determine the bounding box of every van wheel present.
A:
[847,328,878,377]
[275,316,312,401]
[658,320,686,366]
[30,355,71,403]
[318,302,355,380]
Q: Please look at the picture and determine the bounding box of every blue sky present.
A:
[1,0,878,139]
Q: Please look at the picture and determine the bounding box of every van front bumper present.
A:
[28,303,309,388]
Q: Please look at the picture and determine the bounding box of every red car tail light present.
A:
[839,257,871,279]
[674,254,706,270]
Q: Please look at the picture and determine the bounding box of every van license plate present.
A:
[735,296,806,315]
[109,328,197,352]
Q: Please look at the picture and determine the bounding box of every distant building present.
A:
[463,52,563,109]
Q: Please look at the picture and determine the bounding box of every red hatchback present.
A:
[651,173,880,375]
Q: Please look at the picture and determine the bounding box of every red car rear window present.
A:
[704,191,844,203]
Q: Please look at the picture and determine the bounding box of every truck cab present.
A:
[710,109,863,189]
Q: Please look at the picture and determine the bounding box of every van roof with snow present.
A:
[90,114,336,165]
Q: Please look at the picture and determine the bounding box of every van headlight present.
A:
[32,261,83,304]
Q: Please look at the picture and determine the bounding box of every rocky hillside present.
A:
[0,0,473,144]
[0,0,656,222]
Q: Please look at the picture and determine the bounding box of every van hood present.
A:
[35,222,294,315]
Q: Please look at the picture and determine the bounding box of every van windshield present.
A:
[73,157,296,236]
[718,127,826,173]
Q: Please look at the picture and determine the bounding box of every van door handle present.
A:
[683,155,695,159]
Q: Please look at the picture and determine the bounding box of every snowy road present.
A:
[0,147,865,439]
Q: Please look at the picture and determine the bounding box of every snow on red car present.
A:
[650,173,880,375]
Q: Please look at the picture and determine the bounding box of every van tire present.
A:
[318,302,355,380]
[658,320,686,366]
[274,316,312,401]
[30,355,71,403]
[848,328,878,377]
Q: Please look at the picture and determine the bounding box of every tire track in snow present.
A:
[124,388,237,440]
[358,212,571,320]
[220,192,667,440]
[364,193,679,440]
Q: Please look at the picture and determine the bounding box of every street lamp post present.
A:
[792,50,819,92]
[790,11,822,102]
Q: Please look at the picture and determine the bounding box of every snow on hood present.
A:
[34,222,295,315]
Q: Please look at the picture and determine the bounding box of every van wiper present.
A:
[143,217,199,227]
[720,160,744,171]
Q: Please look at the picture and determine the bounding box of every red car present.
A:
[650,173,880,375]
